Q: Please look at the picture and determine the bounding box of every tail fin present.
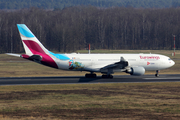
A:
[17,24,49,55]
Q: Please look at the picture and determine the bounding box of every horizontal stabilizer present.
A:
[6,53,21,57]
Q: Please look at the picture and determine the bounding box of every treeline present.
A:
[0,7,180,53]
[1,0,180,9]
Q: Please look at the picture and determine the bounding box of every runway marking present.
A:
[144,77,180,80]
[0,74,180,86]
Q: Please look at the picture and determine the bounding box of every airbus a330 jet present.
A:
[7,24,175,78]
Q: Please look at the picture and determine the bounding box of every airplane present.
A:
[7,24,175,78]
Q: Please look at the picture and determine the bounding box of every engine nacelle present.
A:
[127,66,145,76]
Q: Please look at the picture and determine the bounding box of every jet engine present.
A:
[126,66,145,76]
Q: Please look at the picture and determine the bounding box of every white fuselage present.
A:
[51,53,175,73]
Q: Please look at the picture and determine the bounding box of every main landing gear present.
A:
[85,73,113,79]
[102,74,113,78]
[155,70,159,77]
[85,73,97,78]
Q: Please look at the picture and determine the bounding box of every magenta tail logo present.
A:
[23,40,46,54]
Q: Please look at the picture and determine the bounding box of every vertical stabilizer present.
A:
[17,24,49,55]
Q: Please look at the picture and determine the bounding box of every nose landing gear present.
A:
[155,70,159,77]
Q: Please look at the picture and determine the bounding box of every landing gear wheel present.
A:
[85,73,97,78]
[155,70,160,77]
[109,75,113,78]
[155,74,159,77]
[102,75,113,79]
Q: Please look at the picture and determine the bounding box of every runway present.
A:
[0,74,180,86]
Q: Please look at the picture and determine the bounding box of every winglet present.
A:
[120,57,126,62]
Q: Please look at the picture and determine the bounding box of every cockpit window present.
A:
[168,58,171,61]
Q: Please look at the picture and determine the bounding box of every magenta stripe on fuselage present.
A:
[23,40,58,68]
[40,54,58,69]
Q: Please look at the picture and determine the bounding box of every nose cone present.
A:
[164,59,175,69]
[167,59,175,68]
[171,60,175,67]
[159,57,175,70]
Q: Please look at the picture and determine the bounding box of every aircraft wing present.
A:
[100,57,129,72]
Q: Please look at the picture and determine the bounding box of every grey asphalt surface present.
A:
[0,74,180,86]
